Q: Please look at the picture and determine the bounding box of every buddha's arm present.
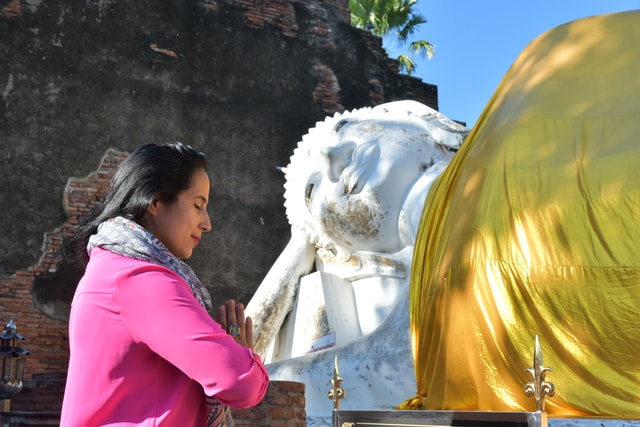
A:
[245,232,316,357]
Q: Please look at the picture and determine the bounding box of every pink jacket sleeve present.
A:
[113,263,269,408]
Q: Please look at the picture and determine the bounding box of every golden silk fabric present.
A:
[405,10,640,417]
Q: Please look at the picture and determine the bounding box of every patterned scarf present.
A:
[88,216,233,427]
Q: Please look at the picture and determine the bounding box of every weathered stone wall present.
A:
[0,0,438,411]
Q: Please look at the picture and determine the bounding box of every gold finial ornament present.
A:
[524,335,555,412]
[327,355,345,410]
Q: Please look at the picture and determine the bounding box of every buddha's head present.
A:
[283,101,468,256]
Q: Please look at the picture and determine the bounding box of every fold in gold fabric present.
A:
[405,10,640,417]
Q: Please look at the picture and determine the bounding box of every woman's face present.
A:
[145,168,212,259]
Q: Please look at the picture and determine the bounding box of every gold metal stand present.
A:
[327,355,345,410]
[525,335,555,413]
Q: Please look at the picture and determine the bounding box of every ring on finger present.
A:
[228,324,241,337]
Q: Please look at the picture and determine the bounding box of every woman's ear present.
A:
[146,196,161,216]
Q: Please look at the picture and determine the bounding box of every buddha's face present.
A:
[302,118,454,253]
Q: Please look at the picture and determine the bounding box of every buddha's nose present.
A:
[319,141,356,182]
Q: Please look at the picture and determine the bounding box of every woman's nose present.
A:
[201,211,212,232]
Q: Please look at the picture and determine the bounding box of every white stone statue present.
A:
[245,100,469,425]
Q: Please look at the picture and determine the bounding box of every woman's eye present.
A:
[194,204,202,211]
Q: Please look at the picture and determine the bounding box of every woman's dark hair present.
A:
[67,141,207,267]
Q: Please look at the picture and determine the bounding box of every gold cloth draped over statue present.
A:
[404,10,640,417]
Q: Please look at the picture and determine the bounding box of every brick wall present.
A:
[0,0,438,419]
[0,149,128,411]
[204,0,437,117]
[232,381,306,427]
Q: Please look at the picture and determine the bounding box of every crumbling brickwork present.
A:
[0,149,127,411]
[231,381,306,427]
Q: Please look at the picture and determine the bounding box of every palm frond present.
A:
[396,54,416,74]
[410,40,435,60]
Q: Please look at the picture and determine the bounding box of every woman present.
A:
[60,142,269,426]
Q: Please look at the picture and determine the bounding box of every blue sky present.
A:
[402,1,640,128]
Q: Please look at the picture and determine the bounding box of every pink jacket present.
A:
[61,248,269,426]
